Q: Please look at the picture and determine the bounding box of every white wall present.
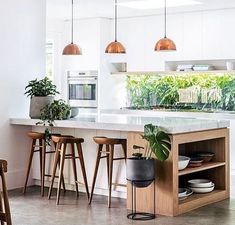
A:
[0,0,46,189]
[118,8,235,71]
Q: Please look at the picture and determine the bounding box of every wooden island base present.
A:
[127,128,230,216]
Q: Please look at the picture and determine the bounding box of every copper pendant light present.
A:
[63,0,82,55]
[105,0,126,54]
[155,0,176,51]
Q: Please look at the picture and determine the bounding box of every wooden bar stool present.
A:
[0,160,12,225]
[89,137,127,208]
[48,136,90,205]
[23,132,65,197]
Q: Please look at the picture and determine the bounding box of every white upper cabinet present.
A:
[182,12,203,60]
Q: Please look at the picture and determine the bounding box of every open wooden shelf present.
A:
[178,189,228,214]
[127,128,229,216]
[178,162,226,176]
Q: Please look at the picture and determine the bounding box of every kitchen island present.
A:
[10,113,230,216]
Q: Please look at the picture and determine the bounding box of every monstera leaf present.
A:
[142,124,171,161]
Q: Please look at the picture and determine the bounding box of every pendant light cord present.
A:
[115,0,117,42]
[71,0,74,44]
[164,0,167,38]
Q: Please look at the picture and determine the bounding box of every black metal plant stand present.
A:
[127,180,156,220]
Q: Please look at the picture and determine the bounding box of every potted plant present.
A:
[36,99,71,145]
[126,124,171,188]
[25,77,59,119]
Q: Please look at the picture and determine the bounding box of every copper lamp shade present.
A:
[62,0,82,55]
[105,0,126,54]
[154,37,176,51]
[63,43,82,55]
[105,41,126,54]
[155,0,176,52]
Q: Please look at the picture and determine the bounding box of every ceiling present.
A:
[47,0,235,20]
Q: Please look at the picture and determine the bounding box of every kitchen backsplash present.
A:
[126,73,235,112]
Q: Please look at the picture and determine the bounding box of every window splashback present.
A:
[126,73,235,112]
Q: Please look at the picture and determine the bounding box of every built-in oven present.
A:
[67,71,98,108]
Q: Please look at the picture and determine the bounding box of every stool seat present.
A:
[48,135,89,205]
[93,136,126,145]
[52,136,84,144]
[27,132,44,139]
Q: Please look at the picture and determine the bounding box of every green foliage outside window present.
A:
[126,73,235,112]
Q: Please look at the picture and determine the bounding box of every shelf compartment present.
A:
[178,189,229,215]
[178,162,226,176]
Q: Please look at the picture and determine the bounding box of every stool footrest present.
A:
[113,157,126,161]
[64,156,79,160]
[112,183,127,187]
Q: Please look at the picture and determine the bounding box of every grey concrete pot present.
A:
[29,96,54,119]
[126,158,155,188]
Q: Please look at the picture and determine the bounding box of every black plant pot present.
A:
[126,158,155,188]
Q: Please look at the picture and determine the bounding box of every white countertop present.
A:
[10,113,229,134]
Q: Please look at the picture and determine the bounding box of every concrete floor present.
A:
[8,186,235,225]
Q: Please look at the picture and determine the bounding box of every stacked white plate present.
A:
[178,188,193,201]
[188,179,215,193]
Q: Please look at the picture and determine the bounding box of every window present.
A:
[46,39,54,81]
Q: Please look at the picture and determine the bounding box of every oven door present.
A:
[68,77,98,108]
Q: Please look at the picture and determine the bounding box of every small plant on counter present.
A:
[25,77,60,119]
[126,124,171,188]
[38,99,71,126]
[36,99,71,145]
[25,77,59,97]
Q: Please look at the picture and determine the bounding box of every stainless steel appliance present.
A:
[67,71,98,108]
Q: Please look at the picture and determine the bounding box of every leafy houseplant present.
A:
[126,124,171,188]
[37,99,71,145]
[25,77,59,119]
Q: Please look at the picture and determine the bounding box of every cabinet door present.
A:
[202,10,222,59]
[183,12,203,59]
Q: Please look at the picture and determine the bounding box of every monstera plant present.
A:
[126,124,171,188]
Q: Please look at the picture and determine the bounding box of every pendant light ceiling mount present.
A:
[155,0,176,52]
[63,0,82,55]
[105,0,126,54]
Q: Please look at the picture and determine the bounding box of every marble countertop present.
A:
[10,113,229,134]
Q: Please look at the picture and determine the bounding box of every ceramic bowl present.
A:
[179,188,193,201]
[189,183,215,193]
[178,188,187,198]
[196,152,215,163]
[70,107,79,118]
[178,156,190,170]
[187,179,212,188]
[188,157,203,167]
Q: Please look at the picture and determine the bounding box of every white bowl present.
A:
[189,183,215,193]
[178,188,187,198]
[188,179,212,188]
[179,188,193,201]
[178,156,190,170]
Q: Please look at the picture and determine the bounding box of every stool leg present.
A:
[0,191,4,225]
[77,143,89,200]
[40,139,46,197]
[54,142,66,192]
[56,143,66,205]
[106,145,110,185]
[108,144,114,208]
[23,139,36,194]
[1,169,12,225]
[48,143,60,200]
[57,155,66,193]
[121,142,127,160]
[71,143,79,198]
[89,144,103,204]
